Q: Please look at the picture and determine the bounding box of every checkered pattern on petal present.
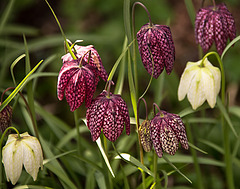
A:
[86,97,108,141]
[139,120,152,152]
[0,104,12,133]
[65,70,86,112]
[150,116,163,157]
[57,61,79,100]
[112,95,130,135]
[159,120,179,155]
[137,23,175,79]
[195,3,236,55]
[150,111,188,158]
[86,90,130,142]
[102,101,125,142]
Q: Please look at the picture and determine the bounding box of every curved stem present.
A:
[1,87,15,104]
[153,103,163,117]
[203,51,234,189]
[132,2,152,27]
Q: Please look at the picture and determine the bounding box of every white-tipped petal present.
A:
[178,62,200,101]
[187,70,206,110]
[2,138,23,185]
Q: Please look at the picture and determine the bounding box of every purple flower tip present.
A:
[86,90,130,142]
[137,23,175,78]
[195,3,236,55]
[150,110,188,158]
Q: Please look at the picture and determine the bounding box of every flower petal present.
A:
[2,139,23,185]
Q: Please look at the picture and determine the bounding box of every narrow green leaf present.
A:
[0,60,43,112]
[198,139,223,154]
[162,155,192,184]
[114,37,127,95]
[95,171,107,189]
[188,142,208,154]
[221,35,240,60]
[184,0,195,26]
[96,138,115,178]
[43,150,77,165]
[10,54,26,86]
[0,0,15,35]
[123,0,132,44]
[115,153,154,177]
[108,40,134,81]
[217,97,238,138]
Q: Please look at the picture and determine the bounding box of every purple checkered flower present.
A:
[195,3,236,55]
[62,44,108,81]
[150,109,188,158]
[86,86,130,142]
[137,23,175,78]
[57,58,99,111]
[0,104,12,133]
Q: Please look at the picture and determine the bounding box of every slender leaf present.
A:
[162,155,192,184]
[115,153,154,177]
[96,138,115,178]
[0,60,43,112]
[221,35,240,60]
[217,97,238,138]
[0,0,15,35]
[10,54,26,86]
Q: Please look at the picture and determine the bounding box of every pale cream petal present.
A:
[201,68,216,108]
[187,70,206,110]
[22,137,43,180]
[178,62,200,101]
[2,140,23,185]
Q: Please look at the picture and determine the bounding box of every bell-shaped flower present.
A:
[2,132,43,185]
[137,23,175,78]
[139,120,152,152]
[178,58,221,110]
[150,110,188,158]
[57,58,99,111]
[0,104,12,133]
[195,3,236,55]
[62,44,108,81]
[86,89,130,142]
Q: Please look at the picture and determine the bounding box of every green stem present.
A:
[74,110,81,155]
[186,122,204,189]
[153,152,161,188]
[203,52,234,189]
[0,126,20,188]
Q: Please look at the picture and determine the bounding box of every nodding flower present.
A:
[195,3,236,55]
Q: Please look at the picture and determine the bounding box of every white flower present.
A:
[178,58,221,110]
[2,132,43,185]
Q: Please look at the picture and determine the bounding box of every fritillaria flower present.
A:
[2,132,43,185]
[86,82,130,142]
[195,3,236,55]
[0,104,12,133]
[139,120,152,152]
[62,44,108,81]
[57,58,99,111]
[178,58,221,110]
[137,23,175,78]
[150,106,188,158]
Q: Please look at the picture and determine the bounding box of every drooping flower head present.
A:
[0,104,12,133]
[139,119,152,152]
[137,23,175,78]
[178,57,221,110]
[57,58,99,111]
[150,104,188,158]
[86,81,130,142]
[62,44,108,81]
[195,3,236,55]
[2,132,43,185]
